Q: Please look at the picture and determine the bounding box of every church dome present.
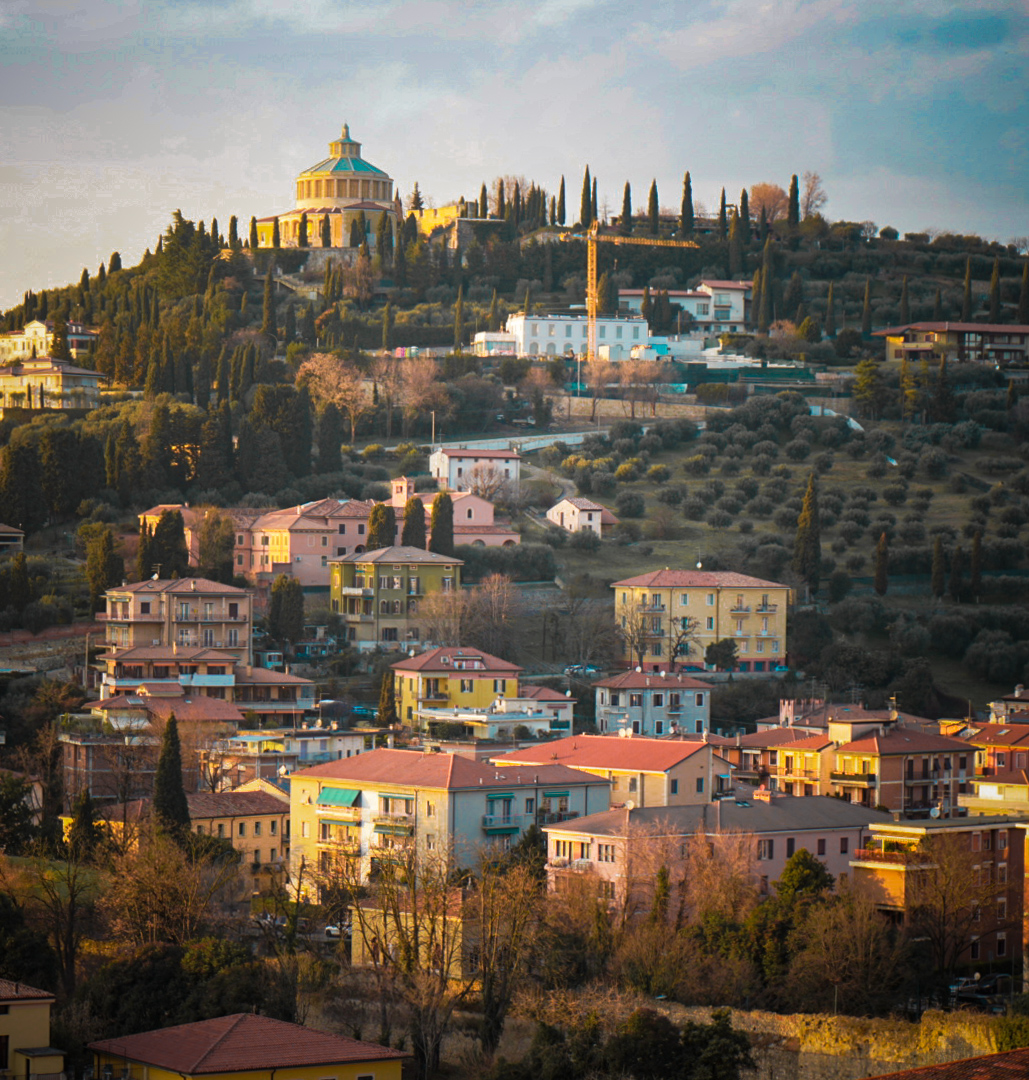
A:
[294,123,395,209]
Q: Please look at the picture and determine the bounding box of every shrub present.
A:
[682,497,707,520]
[845,553,866,573]
[882,485,908,507]
[747,497,774,518]
[609,420,643,445]
[646,464,670,483]
[362,443,385,458]
[738,519,754,534]
[615,491,645,518]
[683,455,710,476]
[814,452,834,474]
[707,509,733,528]
[568,529,601,552]
[784,438,812,462]
[866,454,888,479]
[614,521,642,544]
[656,487,683,506]
[774,507,799,530]
[453,543,557,582]
[638,434,663,456]
[542,526,568,548]
[591,471,617,497]
[920,447,949,478]
[750,455,772,476]
[615,462,640,482]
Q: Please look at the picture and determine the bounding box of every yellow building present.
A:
[256,124,400,251]
[329,545,463,652]
[390,646,522,725]
[611,569,791,673]
[0,979,64,1080]
[89,1014,406,1080]
[0,356,104,412]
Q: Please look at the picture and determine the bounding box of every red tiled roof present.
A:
[594,670,713,691]
[294,747,594,790]
[100,647,238,662]
[965,724,1029,747]
[875,322,1029,337]
[186,791,288,818]
[88,1014,407,1073]
[0,978,53,1001]
[520,685,571,702]
[234,667,313,686]
[864,1047,1029,1080]
[838,726,970,755]
[438,447,521,460]
[970,768,1029,787]
[112,578,248,595]
[699,279,751,290]
[733,728,816,748]
[337,545,464,565]
[495,734,710,773]
[145,697,245,724]
[390,646,522,674]
[612,569,787,589]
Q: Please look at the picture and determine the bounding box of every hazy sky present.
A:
[1,0,1026,310]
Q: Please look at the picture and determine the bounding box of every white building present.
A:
[471,331,518,357]
[503,312,648,360]
[619,280,751,335]
[546,496,618,537]
[418,697,562,740]
[429,446,521,493]
[594,670,714,737]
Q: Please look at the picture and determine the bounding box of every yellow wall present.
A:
[92,1054,402,1080]
[3,996,62,1074]
[393,671,516,725]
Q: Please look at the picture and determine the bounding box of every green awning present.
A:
[486,792,514,800]
[317,788,361,807]
[543,791,569,799]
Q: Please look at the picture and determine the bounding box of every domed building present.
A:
[256,123,401,252]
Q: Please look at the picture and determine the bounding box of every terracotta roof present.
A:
[612,569,787,589]
[293,747,596,791]
[111,578,248,596]
[863,1047,1029,1079]
[390,646,522,674]
[97,799,150,824]
[776,733,833,750]
[594,670,713,691]
[101,647,237,662]
[88,1013,407,1073]
[0,978,53,1001]
[145,697,245,724]
[559,496,604,511]
[234,667,314,686]
[438,446,521,460]
[875,322,1029,337]
[84,694,143,710]
[495,734,711,773]
[733,727,816,748]
[186,791,288,819]
[336,545,464,565]
[965,724,1029,747]
[520,685,571,702]
[0,522,24,535]
[970,769,1029,787]
[837,726,971,755]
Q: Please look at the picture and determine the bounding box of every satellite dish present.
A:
[929,806,941,818]
[624,800,635,810]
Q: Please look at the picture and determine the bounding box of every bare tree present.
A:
[298,353,371,442]
[465,574,522,659]
[417,589,472,648]
[563,594,621,670]
[669,613,702,668]
[344,247,374,309]
[801,171,828,220]
[370,355,403,439]
[618,358,660,419]
[585,356,615,422]
[466,463,509,502]
[617,594,653,669]
[749,182,788,223]
[400,359,444,437]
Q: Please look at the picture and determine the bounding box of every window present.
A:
[840,836,849,854]
[999,862,1008,884]
[971,831,981,852]
[695,693,704,707]
[706,593,715,606]
[653,693,664,707]
[460,679,473,693]
[254,822,262,836]
[525,797,534,814]
[628,777,638,793]
[786,837,795,857]
[382,628,398,642]
[301,821,310,838]
[670,779,678,795]
[217,823,224,837]
[696,776,704,793]
[706,617,714,630]
[970,936,980,960]
[238,822,246,837]
[998,829,1008,851]
[997,932,1007,957]
[598,843,616,862]
[817,838,826,856]
[426,800,435,817]
[757,839,774,860]
[629,693,642,707]
[140,601,150,614]
[997,895,1007,921]
[270,820,277,835]
[196,824,205,835]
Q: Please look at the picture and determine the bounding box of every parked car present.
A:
[564,663,600,677]
[325,920,352,939]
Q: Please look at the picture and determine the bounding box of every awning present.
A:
[543,791,569,799]
[486,792,514,800]
[317,788,361,807]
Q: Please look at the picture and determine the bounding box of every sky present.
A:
[1,0,1027,311]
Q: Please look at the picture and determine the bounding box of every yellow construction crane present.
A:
[562,220,699,365]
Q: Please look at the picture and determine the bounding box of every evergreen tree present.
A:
[680,171,694,235]
[487,289,499,332]
[989,257,1001,322]
[793,473,821,595]
[619,182,632,235]
[931,357,955,422]
[8,552,31,615]
[961,257,972,321]
[739,187,749,231]
[150,510,189,578]
[640,285,653,327]
[647,179,659,236]
[591,177,598,223]
[970,530,982,599]
[479,182,488,219]
[758,238,773,333]
[300,303,316,346]
[402,496,427,548]
[949,544,964,601]
[85,525,122,613]
[931,536,945,599]
[153,715,190,838]
[728,211,743,277]
[874,532,889,596]
[317,403,344,473]
[382,299,393,351]
[367,503,396,550]
[228,215,239,247]
[49,314,72,361]
[900,356,918,420]
[557,175,566,224]
[496,178,505,219]
[298,212,308,248]
[900,276,910,324]
[109,251,122,273]
[783,272,803,317]
[787,174,800,229]
[320,214,331,247]
[825,282,836,338]
[0,443,45,535]
[453,284,464,351]
[933,288,943,321]
[249,216,258,249]
[718,188,727,239]
[549,195,556,226]
[269,574,304,644]
[261,267,276,338]
[283,302,296,345]
[67,787,104,862]
[853,358,886,419]
[378,670,399,727]
[861,279,872,337]
[271,217,280,248]
[1018,263,1029,324]
[429,492,454,556]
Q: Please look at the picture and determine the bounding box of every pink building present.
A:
[388,477,519,547]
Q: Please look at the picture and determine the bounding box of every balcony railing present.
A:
[756,604,778,613]
[373,812,414,825]
[730,605,750,613]
[780,767,818,779]
[638,603,666,612]
[830,771,877,787]
[853,847,924,866]
[483,813,523,830]
[171,612,249,622]
[317,838,361,854]
[318,805,361,821]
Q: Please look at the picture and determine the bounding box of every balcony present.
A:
[179,673,236,688]
[904,772,954,785]
[781,767,818,779]
[373,811,414,825]
[172,612,249,623]
[539,810,579,824]
[317,837,361,854]
[730,605,750,614]
[852,847,924,866]
[339,586,373,597]
[830,771,877,787]
[639,603,666,613]
[318,804,361,821]
[756,604,778,613]
[99,611,162,622]
[483,813,523,832]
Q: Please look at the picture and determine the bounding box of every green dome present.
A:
[299,123,388,178]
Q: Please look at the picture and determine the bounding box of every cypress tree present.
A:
[640,285,652,326]
[591,177,598,225]
[249,216,258,249]
[874,532,889,596]
[758,239,773,333]
[647,179,659,236]
[549,195,556,226]
[619,182,632,235]
[283,302,296,344]
[453,284,464,351]
[429,492,454,556]
[718,188,727,239]
[402,496,427,548]
[301,303,316,346]
[67,787,104,862]
[321,214,332,247]
[109,252,122,273]
[317,403,343,473]
[728,211,743,277]
[961,257,972,321]
[900,276,910,324]
[783,272,803,317]
[861,279,872,337]
[557,176,566,225]
[228,215,239,247]
[382,299,393,351]
[367,503,396,550]
[487,289,499,332]
[378,670,399,727]
[825,282,836,338]
[497,178,506,219]
[1017,263,1029,324]
[298,212,308,248]
[680,172,694,235]
[479,183,488,219]
[984,258,997,321]
[271,217,281,248]
[788,174,800,229]
[758,205,768,241]
[931,536,945,599]
[949,544,964,601]
[970,530,982,598]
[792,473,821,595]
[269,574,304,643]
[933,288,943,321]
[153,715,190,838]
[739,187,750,231]
[261,267,275,338]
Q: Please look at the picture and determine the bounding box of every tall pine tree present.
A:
[988,257,1001,322]
[1018,263,1029,324]
[402,496,427,548]
[961,257,972,321]
[579,167,592,227]
[557,176,566,225]
[647,179,659,236]
[367,503,396,550]
[792,473,821,596]
[153,715,190,838]
[931,536,945,600]
[680,172,694,235]
[619,182,632,235]
[429,492,454,556]
[787,174,800,229]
